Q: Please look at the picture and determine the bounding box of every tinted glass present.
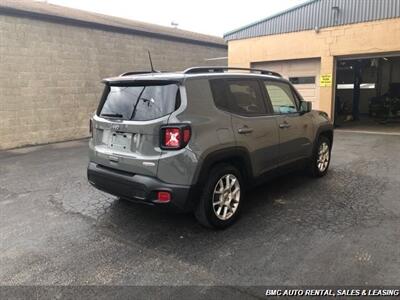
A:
[226,80,266,115]
[264,81,298,114]
[100,84,179,121]
[210,79,229,110]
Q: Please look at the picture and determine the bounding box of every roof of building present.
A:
[0,0,226,48]
[224,0,400,41]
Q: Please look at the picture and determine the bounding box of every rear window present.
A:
[99,83,180,121]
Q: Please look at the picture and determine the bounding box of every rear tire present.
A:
[308,136,331,177]
[195,164,243,229]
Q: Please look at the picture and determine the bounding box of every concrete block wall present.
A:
[0,15,227,150]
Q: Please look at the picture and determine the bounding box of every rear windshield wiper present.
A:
[130,86,147,120]
[100,113,124,118]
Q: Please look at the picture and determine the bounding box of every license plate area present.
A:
[109,132,132,152]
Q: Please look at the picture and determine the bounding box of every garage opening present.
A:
[334,55,400,133]
[252,58,321,109]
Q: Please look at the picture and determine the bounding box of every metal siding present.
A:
[225,0,400,41]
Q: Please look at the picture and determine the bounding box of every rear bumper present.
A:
[87,162,196,211]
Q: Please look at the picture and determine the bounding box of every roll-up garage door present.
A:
[252,58,321,109]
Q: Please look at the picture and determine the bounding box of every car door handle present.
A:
[238,127,253,134]
[279,122,291,129]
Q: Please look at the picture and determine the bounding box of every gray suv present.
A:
[87,67,333,228]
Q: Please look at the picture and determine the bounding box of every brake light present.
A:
[160,125,191,150]
[183,127,191,144]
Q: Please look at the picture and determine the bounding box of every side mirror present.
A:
[300,101,312,114]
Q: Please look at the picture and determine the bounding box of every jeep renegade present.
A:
[87,67,333,228]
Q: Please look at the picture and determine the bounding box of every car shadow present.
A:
[88,164,390,285]
[97,170,315,249]
[97,162,387,241]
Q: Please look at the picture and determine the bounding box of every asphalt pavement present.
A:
[0,131,399,298]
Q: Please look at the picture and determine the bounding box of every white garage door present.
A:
[252,58,321,109]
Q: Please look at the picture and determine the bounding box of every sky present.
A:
[47,0,309,37]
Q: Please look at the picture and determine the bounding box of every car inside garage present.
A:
[334,55,400,132]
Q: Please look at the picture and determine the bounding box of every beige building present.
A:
[225,0,400,131]
[0,1,227,150]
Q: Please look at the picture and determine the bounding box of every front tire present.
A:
[195,164,243,229]
[308,136,331,177]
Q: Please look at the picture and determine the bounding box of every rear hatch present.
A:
[91,80,181,177]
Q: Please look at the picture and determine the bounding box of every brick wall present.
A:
[0,15,227,149]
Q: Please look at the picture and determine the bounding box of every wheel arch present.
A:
[315,125,334,146]
[192,147,254,188]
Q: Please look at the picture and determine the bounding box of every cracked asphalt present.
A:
[0,131,399,295]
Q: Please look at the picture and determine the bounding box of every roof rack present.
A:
[183,67,282,77]
[119,71,161,77]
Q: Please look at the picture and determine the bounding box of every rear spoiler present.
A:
[101,78,182,86]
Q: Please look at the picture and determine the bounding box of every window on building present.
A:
[289,76,316,85]
[336,83,376,89]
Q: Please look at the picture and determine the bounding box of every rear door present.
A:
[216,78,279,177]
[91,81,180,176]
[262,80,313,164]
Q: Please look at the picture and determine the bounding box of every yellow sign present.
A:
[320,74,332,87]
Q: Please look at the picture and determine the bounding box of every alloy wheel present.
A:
[317,142,330,172]
[212,174,240,220]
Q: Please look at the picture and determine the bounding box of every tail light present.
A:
[160,124,191,150]
[89,119,93,138]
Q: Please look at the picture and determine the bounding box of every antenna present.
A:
[148,51,155,73]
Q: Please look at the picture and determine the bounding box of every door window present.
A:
[209,79,229,111]
[226,80,266,116]
[264,81,299,114]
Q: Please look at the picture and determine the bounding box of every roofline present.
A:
[102,70,285,84]
[223,0,317,38]
[0,6,227,49]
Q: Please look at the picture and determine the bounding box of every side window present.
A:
[264,81,298,114]
[226,80,266,116]
[210,79,229,111]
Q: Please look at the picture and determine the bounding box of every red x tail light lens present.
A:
[160,125,191,150]
[165,128,181,148]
